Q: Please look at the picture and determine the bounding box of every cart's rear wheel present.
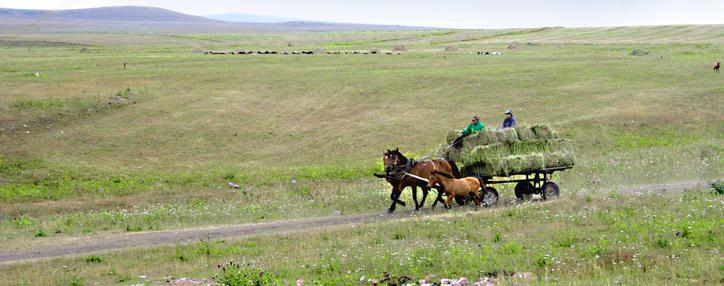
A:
[541,182,560,200]
[481,187,499,206]
[515,181,535,200]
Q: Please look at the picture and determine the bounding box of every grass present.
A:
[0,25,721,284]
[1,189,721,285]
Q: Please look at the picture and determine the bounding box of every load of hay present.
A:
[439,124,575,177]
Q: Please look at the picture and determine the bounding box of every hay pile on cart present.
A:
[439,124,576,178]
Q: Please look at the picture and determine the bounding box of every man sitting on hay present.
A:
[452,115,485,150]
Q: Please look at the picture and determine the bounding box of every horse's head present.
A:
[382,148,406,174]
[427,171,441,188]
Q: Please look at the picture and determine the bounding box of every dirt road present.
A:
[0,180,714,265]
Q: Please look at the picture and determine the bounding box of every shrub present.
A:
[214,261,281,286]
[85,255,102,263]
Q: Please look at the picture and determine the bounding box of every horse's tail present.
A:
[477,177,486,192]
[448,160,462,179]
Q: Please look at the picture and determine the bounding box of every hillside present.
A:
[205,13,302,23]
[0,6,437,32]
[0,6,219,23]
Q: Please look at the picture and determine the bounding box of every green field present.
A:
[0,25,722,285]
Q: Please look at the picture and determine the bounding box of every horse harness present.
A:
[391,159,438,183]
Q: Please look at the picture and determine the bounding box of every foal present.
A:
[428,170,482,208]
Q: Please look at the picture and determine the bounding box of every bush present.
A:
[215,261,281,286]
[85,255,102,263]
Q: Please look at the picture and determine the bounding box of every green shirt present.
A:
[462,121,485,136]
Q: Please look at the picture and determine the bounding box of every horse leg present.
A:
[412,185,420,211]
[431,185,445,208]
[396,185,407,207]
[445,194,454,209]
[388,186,404,213]
[388,190,401,213]
[419,185,430,209]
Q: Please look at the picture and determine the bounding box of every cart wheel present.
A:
[480,187,499,206]
[541,182,560,200]
[514,181,535,200]
[454,196,467,206]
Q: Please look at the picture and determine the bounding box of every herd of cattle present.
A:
[201,50,504,56]
[202,50,403,55]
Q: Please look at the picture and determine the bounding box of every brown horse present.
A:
[428,170,483,208]
[375,149,461,213]
[715,62,720,72]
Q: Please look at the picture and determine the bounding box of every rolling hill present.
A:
[0,6,219,23]
[205,13,303,23]
[0,6,437,33]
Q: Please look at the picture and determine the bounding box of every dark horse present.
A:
[715,61,720,73]
[374,148,461,213]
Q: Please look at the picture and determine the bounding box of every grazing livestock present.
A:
[715,62,720,72]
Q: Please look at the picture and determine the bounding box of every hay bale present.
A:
[515,126,536,141]
[494,128,519,144]
[463,130,499,148]
[504,153,544,174]
[439,144,462,162]
[463,144,506,175]
[507,140,552,155]
[531,124,559,140]
[543,151,576,168]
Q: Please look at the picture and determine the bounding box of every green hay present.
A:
[438,144,462,162]
[507,139,552,154]
[504,153,545,174]
[543,151,576,168]
[515,126,536,141]
[443,124,574,176]
[531,124,559,140]
[446,129,462,144]
[463,144,506,175]
[494,128,519,144]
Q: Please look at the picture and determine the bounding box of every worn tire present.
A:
[541,182,560,200]
[480,187,499,206]
[514,181,535,200]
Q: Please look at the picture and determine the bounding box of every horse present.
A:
[428,170,483,208]
[715,62,720,73]
[375,148,461,213]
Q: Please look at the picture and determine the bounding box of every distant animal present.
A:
[375,148,461,213]
[427,170,483,209]
[715,62,720,72]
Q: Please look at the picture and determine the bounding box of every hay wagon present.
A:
[441,125,576,206]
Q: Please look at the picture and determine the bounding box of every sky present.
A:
[0,0,722,29]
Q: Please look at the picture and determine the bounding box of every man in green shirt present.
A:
[452,115,485,150]
[462,115,485,136]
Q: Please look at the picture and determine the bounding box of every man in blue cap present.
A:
[501,109,517,129]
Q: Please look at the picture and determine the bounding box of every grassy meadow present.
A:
[0,25,722,284]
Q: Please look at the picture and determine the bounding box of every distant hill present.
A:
[0,6,219,23]
[205,13,302,23]
[0,6,438,33]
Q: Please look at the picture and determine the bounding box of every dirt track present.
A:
[0,180,714,265]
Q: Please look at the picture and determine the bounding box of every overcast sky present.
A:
[1,0,722,29]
